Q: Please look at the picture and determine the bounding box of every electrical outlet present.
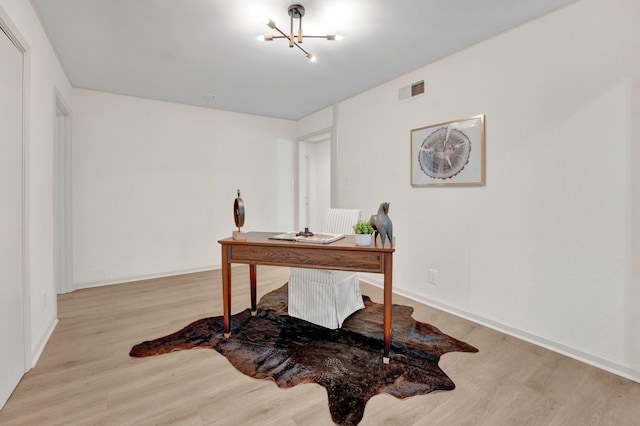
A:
[428,269,439,285]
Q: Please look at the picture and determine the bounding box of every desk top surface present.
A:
[219,231,395,253]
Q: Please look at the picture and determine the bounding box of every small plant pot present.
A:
[354,233,372,246]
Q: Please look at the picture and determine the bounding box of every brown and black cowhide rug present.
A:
[130,284,478,426]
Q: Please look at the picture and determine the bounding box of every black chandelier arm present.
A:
[272,25,289,39]
[265,24,311,56]
[264,34,328,39]
[293,41,310,56]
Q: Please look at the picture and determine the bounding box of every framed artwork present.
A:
[411,114,485,186]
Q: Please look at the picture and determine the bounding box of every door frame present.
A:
[0,5,32,374]
[294,128,335,231]
[54,89,73,294]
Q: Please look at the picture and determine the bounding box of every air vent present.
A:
[411,80,425,96]
[398,79,425,102]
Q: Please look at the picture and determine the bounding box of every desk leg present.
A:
[250,264,257,316]
[383,252,393,364]
[222,244,232,338]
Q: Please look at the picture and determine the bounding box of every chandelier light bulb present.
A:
[259,16,277,29]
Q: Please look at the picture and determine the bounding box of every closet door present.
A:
[0,25,25,409]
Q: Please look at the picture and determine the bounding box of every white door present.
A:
[0,25,26,408]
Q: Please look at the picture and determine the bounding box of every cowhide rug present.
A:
[130,284,478,426]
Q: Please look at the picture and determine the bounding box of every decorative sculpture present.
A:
[232,189,247,240]
[369,202,393,247]
[296,227,314,237]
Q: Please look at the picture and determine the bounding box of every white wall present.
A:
[275,137,294,232]
[335,0,639,381]
[71,89,296,287]
[297,106,333,137]
[0,0,72,366]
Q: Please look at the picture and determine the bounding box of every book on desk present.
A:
[268,232,345,244]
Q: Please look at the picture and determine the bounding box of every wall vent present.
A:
[398,80,425,102]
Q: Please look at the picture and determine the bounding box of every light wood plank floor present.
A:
[1,266,638,425]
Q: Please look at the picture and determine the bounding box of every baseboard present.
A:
[74,265,217,290]
[31,315,58,369]
[358,275,640,384]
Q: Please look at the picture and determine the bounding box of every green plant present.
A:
[352,220,374,234]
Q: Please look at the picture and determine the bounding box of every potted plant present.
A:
[352,220,374,246]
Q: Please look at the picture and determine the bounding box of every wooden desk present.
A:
[218,231,395,362]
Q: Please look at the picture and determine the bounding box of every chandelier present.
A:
[257,4,343,62]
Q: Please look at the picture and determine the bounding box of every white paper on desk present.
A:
[269,232,344,244]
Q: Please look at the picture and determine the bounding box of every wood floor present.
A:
[1,266,638,425]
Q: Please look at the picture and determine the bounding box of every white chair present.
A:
[288,208,365,329]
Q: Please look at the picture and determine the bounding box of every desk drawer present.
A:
[229,245,384,273]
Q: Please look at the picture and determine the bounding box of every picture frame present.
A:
[411,114,485,186]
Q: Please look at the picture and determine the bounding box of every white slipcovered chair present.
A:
[288,208,365,329]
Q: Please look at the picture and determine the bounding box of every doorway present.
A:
[298,132,331,232]
[54,93,73,294]
[0,22,27,409]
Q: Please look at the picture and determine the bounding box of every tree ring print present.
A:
[418,126,472,179]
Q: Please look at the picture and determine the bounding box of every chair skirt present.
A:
[288,268,365,329]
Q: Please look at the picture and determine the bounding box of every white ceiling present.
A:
[33,0,577,120]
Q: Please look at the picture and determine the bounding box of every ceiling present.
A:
[33,0,577,121]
